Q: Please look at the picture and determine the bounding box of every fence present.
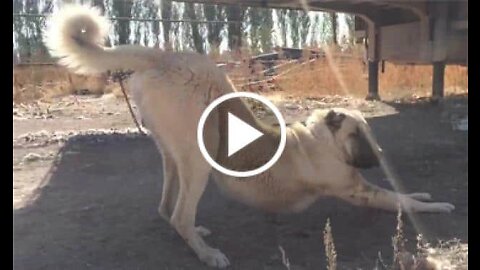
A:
[13,11,246,65]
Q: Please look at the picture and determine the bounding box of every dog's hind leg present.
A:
[158,148,179,221]
[336,174,455,213]
[169,154,229,268]
[156,147,211,236]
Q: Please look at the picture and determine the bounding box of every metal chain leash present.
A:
[110,70,146,135]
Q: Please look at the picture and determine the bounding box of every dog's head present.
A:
[305,108,381,169]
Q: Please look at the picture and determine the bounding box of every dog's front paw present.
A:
[407,192,432,201]
[198,247,230,268]
[195,226,212,237]
[424,202,455,213]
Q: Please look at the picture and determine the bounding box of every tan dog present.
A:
[45,5,454,268]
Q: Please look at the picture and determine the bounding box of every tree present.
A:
[161,0,172,47]
[15,0,50,61]
[95,0,113,47]
[247,7,262,53]
[204,4,225,51]
[92,0,105,13]
[181,3,194,51]
[276,9,288,47]
[185,3,205,53]
[258,8,273,52]
[330,12,338,45]
[344,14,355,46]
[309,14,321,47]
[13,0,28,61]
[320,12,333,44]
[146,1,161,48]
[226,4,245,52]
[131,1,144,45]
[170,3,182,50]
[289,10,300,47]
[299,10,310,47]
[112,0,133,45]
[246,7,274,52]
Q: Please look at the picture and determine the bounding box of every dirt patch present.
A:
[14,93,467,269]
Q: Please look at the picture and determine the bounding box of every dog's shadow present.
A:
[14,97,467,269]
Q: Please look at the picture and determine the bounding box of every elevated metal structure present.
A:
[180,0,468,100]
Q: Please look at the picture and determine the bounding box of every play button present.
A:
[197,92,286,178]
[227,112,263,157]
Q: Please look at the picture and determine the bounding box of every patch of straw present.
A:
[324,218,337,270]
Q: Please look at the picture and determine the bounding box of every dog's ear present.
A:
[325,110,346,133]
[347,128,380,169]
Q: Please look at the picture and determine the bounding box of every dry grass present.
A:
[392,206,407,269]
[390,207,467,270]
[275,210,467,270]
[13,45,467,104]
[421,239,468,270]
[13,64,113,104]
[226,45,467,101]
[278,245,291,270]
[324,218,338,270]
[260,56,466,100]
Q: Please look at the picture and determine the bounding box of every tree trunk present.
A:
[299,11,310,47]
[259,8,273,52]
[204,4,224,51]
[92,0,105,13]
[289,10,300,47]
[185,3,204,54]
[331,12,337,45]
[113,0,133,45]
[345,14,355,45]
[161,0,172,47]
[276,9,288,47]
[248,7,261,52]
[226,5,245,52]
[151,8,160,47]
[92,0,112,47]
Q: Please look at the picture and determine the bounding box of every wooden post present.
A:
[432,61,445,100]
[366,60,380,100]
[431,2,448,102]
[365,21,380,101]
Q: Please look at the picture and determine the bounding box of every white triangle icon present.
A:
[228,112,264,157]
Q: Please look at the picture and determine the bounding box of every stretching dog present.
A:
[45,5,455,268]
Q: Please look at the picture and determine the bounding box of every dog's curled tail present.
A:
[44,5,156,74]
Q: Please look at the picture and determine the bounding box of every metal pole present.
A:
[432,61,445,101]
[366,60,380,101]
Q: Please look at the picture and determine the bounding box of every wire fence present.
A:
[13,8,364,100]
[13,12,245,66]
[13,13,243,24]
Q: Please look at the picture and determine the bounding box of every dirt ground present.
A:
[13,92,468,269]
